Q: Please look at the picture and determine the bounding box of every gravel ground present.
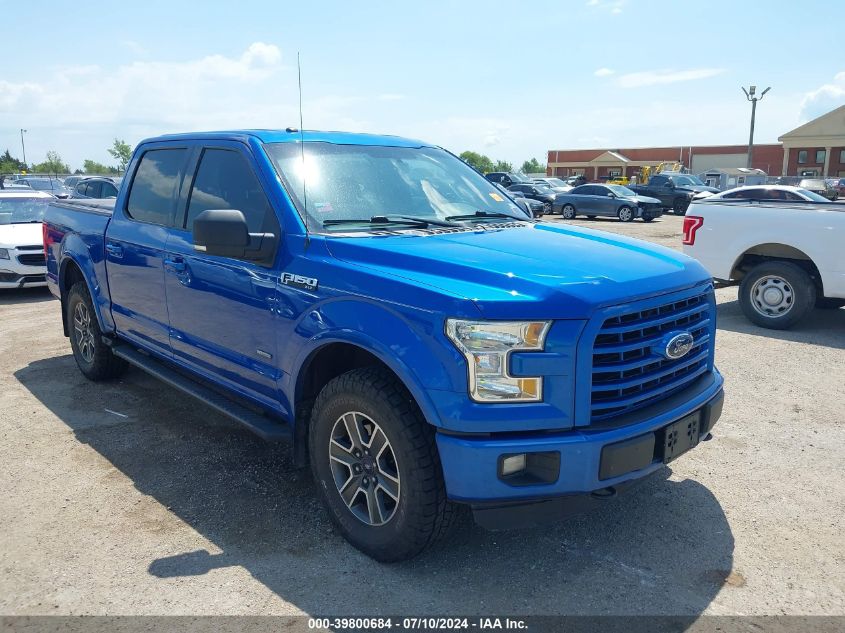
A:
[1,214,843,616]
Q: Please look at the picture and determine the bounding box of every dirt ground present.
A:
[1,214,843,616]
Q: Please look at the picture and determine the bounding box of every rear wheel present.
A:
[642,213,654,222]
[309,366,456,562]
[542,202,551,215]
[672,198,688,215]
[617,206,634,222]
[561,204,576,220]
[66,282,128,381]
[739,261,816,329]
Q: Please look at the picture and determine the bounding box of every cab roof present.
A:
[141,129,434,148]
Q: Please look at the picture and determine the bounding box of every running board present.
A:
[112,345,292,441]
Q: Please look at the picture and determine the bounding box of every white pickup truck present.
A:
[682,188,844,329]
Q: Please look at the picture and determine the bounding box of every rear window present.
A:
[126,149,186,225]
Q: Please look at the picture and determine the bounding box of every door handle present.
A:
[164,257,186,273]
[105,243,123,258]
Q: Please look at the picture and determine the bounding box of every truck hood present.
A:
[681,185,720,194]
[325,223,710,320]
[0,222,43,248]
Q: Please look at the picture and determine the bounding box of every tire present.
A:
[586,215,596,219]
[66,282,128,381]
[542,202,551,215]
[617,206,634,222]
[816,297,845,309]
[642,214,654,222]
[672,198,688,215]
[561,204,576,220]
[738,261,817,330]
[309,366,456,562]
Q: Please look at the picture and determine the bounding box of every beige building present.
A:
[778,104,845,177]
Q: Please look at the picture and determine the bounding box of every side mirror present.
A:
[193,209,277,262]
[607,192,616,198]
[664,182,675,189]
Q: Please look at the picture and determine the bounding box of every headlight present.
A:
[445,319,551,402]
[0,248,9,260]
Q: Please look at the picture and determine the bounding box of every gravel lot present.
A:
[1,214,843,616]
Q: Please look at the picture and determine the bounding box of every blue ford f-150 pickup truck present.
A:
[43,130,724,561]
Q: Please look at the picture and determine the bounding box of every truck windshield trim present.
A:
[263,142,525,234]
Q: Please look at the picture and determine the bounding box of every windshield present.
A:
[264,142,526,231]
[670,175,705,186]
[0,197,50,224]
[607,184,637,196]
[24,180,56,191]
[545,178,568,187]
[796,189,830,202]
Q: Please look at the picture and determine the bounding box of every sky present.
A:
[2,0,844,171]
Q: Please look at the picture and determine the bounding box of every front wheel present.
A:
[309,367,456,562]
[739,261,816,329]
[617,206,634,222]
[561,204,576,220]
[642,214,654,222]
[672,198,688,215]
[66,282,128,381]
[542,202,551,215]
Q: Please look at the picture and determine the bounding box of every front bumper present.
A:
[436,373,723,513]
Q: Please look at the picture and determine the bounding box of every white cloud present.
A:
[616,68,725,88]
[594,68,615,77]
[800,71,845,121]
[586,0,625,14]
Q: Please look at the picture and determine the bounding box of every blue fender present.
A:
[288,298,460,429]
[59,234,115,334]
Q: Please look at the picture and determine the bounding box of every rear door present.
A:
[575,185,599,213]
[105,146,189,356]
[162,143,283,406]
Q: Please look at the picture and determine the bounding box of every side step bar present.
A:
[112,345,292,441]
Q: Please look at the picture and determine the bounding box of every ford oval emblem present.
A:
[662,332,694,360]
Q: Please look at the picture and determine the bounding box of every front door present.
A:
[163,145,284,410]
[106,147,189,356]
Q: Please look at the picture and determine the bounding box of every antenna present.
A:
[297,52,310,248]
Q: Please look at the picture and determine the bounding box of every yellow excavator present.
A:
[603,161,683,186]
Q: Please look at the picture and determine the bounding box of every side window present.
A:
[87,181,102,198]
[186,149,275,233]
[783,191,805,201]
[126,149,186,225]
[722,191,741,199]
[75,182,86,195]
[103,182,118,198]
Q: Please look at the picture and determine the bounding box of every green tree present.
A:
[492,159,513,172]
[520,158,546,174]
[459,150,495,174]
[83,159,118,175]
[0,149,27,174]
[107,139,132,173]
[32,151,70,175]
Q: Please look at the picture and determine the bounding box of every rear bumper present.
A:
[436,372,723,511]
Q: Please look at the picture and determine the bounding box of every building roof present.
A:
[778,104,845,144]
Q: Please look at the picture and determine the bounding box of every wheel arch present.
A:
[290,335,446,467]
[729,243,823,293]
[58,256,108,337]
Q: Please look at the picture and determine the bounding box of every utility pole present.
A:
[742,86,770,169]
[20,128,27,168]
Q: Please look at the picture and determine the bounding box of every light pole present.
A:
[20,129,27,169]
[742,85,770,169]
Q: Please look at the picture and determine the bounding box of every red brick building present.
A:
[778,104,845,178]
[547,104,845,180]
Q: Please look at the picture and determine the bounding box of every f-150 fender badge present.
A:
[281,272,318,291]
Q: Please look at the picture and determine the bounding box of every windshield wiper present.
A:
[322,215,458,229]
[444,210,522,222]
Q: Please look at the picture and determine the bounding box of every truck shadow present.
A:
[0,287,53,305]
[15,354,735,616]
[716,299,845,350]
